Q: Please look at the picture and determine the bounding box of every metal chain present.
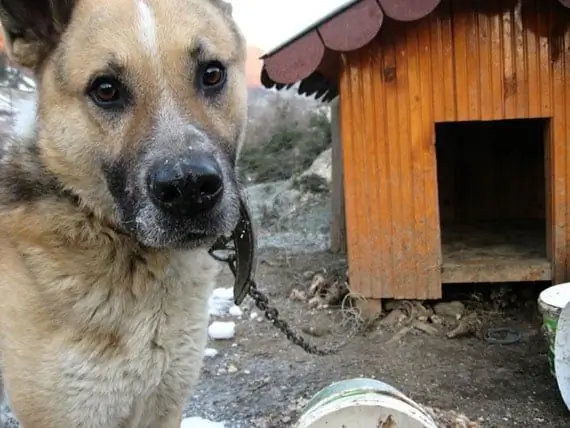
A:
[209,238,359,356]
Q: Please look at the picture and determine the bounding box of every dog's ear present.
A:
[0,0,76,69]
[211,0,233,16]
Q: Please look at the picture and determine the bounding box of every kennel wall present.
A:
[338,0,570,300]
[260,0,570,300]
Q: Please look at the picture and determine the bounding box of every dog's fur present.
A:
[0,0,247,426]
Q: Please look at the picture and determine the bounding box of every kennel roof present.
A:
[259,0,570,102]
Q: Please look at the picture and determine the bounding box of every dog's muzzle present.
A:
[146,151,223,217]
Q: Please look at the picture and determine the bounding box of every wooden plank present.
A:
[394,25,416,299]
[526,0,540,117]
[341,55,373,298]
[489,5,505,119]
[477,8,493,120]
[360,45,384,298]
[428,12,445,122]
[550,8,568,283]
[451,1,470,120]
[383,25,402,298]
[406,23,428,299]
[439,1,456,121]
[421,18,443,298]
[330,97,347,254]
[513,2,529,117]
[502,6,516,118]
[370,39,392,299]
[416,18,443,299]
[465,2,481,119]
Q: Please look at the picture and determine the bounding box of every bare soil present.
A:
[185,249,569,427]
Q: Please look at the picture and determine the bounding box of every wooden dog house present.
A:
[260,0,570,301]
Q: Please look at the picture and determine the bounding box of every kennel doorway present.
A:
[435,119,551,283]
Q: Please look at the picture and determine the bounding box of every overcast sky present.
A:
[230,0,349,52]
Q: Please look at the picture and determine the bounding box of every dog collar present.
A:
[209,197,256,305]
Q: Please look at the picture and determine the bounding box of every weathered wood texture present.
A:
[338,0,570,299]
[330,98,347,254]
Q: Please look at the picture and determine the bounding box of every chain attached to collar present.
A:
[208,201,357,356]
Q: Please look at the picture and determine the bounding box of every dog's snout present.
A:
[147,152,223,216]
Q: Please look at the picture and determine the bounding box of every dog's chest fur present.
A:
[0,204,220,426]
[56,248,217,425]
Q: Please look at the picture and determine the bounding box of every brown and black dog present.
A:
[0,0,247,426]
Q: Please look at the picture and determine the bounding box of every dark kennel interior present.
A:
[435,119,550,283]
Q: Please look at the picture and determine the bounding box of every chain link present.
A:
[209,236,359,356]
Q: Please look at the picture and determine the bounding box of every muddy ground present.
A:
[185,249,569,427]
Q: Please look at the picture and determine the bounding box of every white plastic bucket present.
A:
[294,378,438,428]
[554,299,570,411]
[538,282,570,376]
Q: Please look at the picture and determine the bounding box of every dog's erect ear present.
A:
[0,0,76,69]
[211,0,233,16]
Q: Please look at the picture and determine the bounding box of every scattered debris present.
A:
[181,417,225,428]
[301,325,332,337]
[430,314,444,325]
[229,305,243,317]
[208,287,235,316]
[208,321,236,340]
[446,312,483,340]
[434,301,466,319]
[380,309,408,327]
[290,288,307,302]
[413,320,439,336]
[308,273,328,297]
[386,326,413,344]
[288,271,349,310]
[483,327,523,345]
[302,270,316,280]
[203,348,219,358]
[422,406,479,428]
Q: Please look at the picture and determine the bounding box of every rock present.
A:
[290,288,307,302]
[244,178,331,253]
[308,273,328,297]
[430,314,444,324]
[413,320,439,335]
[295,174,329,194]
[227,364,238,374]
[423,405,479,428]
[307,296,323,309]
[412,301,433,319]
[379,309,408,327]
[299,148,332,185]
[302,270,316,280]
[434,301,466,319]
[301,325,331,337]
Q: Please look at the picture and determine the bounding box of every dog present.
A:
[0,0,248,426]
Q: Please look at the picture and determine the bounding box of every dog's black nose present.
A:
[147,152,223,216]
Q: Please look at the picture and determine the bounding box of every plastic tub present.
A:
[294,378,438,428]
[538,282,570,376]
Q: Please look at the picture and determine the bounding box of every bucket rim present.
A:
[539,283,570,310]
[295,392,438,428]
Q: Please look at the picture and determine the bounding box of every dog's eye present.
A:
[88,77,126,109]
[201,62,226,89]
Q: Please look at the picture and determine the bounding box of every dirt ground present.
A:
[185,248,569,427]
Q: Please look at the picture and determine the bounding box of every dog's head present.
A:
[0,0,247,249]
